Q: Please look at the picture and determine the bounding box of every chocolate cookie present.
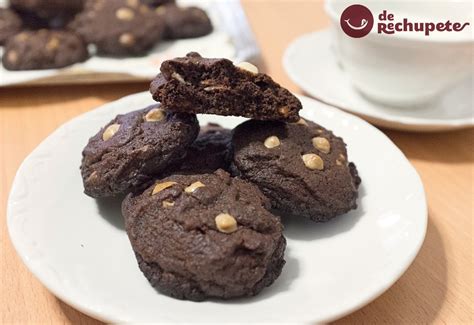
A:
[10,0,83,28]
[9,0,84,20]
[173,123,232,173]
[150,52,302,122]
[70,0,165,56]
[13,10,49,29]
[157,4,213,39]
[140,0,175,8]
[232,119,360,222]
[0,8,22,45]
[2,30,88,70]
[123,169,286,301]
[80,104,199,198]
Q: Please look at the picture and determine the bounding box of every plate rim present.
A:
[283,29,474,132]
[7,92,428,323]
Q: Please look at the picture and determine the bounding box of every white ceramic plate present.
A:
[7,92,427,323]
[283,29,474,132]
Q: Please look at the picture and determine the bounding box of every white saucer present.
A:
[8,92,427,323]
[283,29,474,132]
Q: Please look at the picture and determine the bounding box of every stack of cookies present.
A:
[80,52,361,301]
[0,0,212,70]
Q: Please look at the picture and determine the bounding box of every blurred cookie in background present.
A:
[140,0,175,8]
[9,0,84,20]
[70,0,165,56]
[2,30,88,70]
[0,8,22,45]
[157,4,213,39]
[12,10,49,29]
[9,0,84,28]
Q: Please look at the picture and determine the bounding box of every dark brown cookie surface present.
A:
[80,104,199,198]
[10,0,84,20]
[123,169,286,301]
[173,123,232,174]
[13,10,49,29]
[0,8,22,45]
[70,0,165,56]
[140,0,175,7]
[232,119,360,222]
[150,52,302,122]
[10,0,83,28]
[2,30,88,70]
[157,4,212,39]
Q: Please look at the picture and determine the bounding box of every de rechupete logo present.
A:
[340,3,470,38]
[340,4,374,38]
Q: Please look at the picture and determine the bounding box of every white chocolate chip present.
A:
[86,171,98,182]
[236,61,259,74]
[15,33,28,41]
[184,181,205,193]
[200,79,214,85]
[312,137,331,154]
[102,123,120,141]
[139,4,150,13]
[204,86,226,91]
[336,154,346,166]
[119,33,135,46]
[264,136,280,149]
[295,118,308,126]
[162,200,174,207]
[145,108,165,122]
[116,7,135,20]
[278,106,290,117]
[155,6,166,15]
[46,37,59,51]
[94,0,106,9]
[151,181,177,195]
[126,0,139,7]
[139,145,151,153]
[215,213,237,233]
[172,72,186,84]
[6,51,18,64]
[302,153,324,170]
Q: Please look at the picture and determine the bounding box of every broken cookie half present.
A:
[150,52,302,122]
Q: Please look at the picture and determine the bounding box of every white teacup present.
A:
[325,0,473,107]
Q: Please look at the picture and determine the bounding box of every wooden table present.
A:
[1,1,472,323]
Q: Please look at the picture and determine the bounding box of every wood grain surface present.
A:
[1,1,472,323]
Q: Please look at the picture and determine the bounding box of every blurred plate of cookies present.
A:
[0,0,260,86]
